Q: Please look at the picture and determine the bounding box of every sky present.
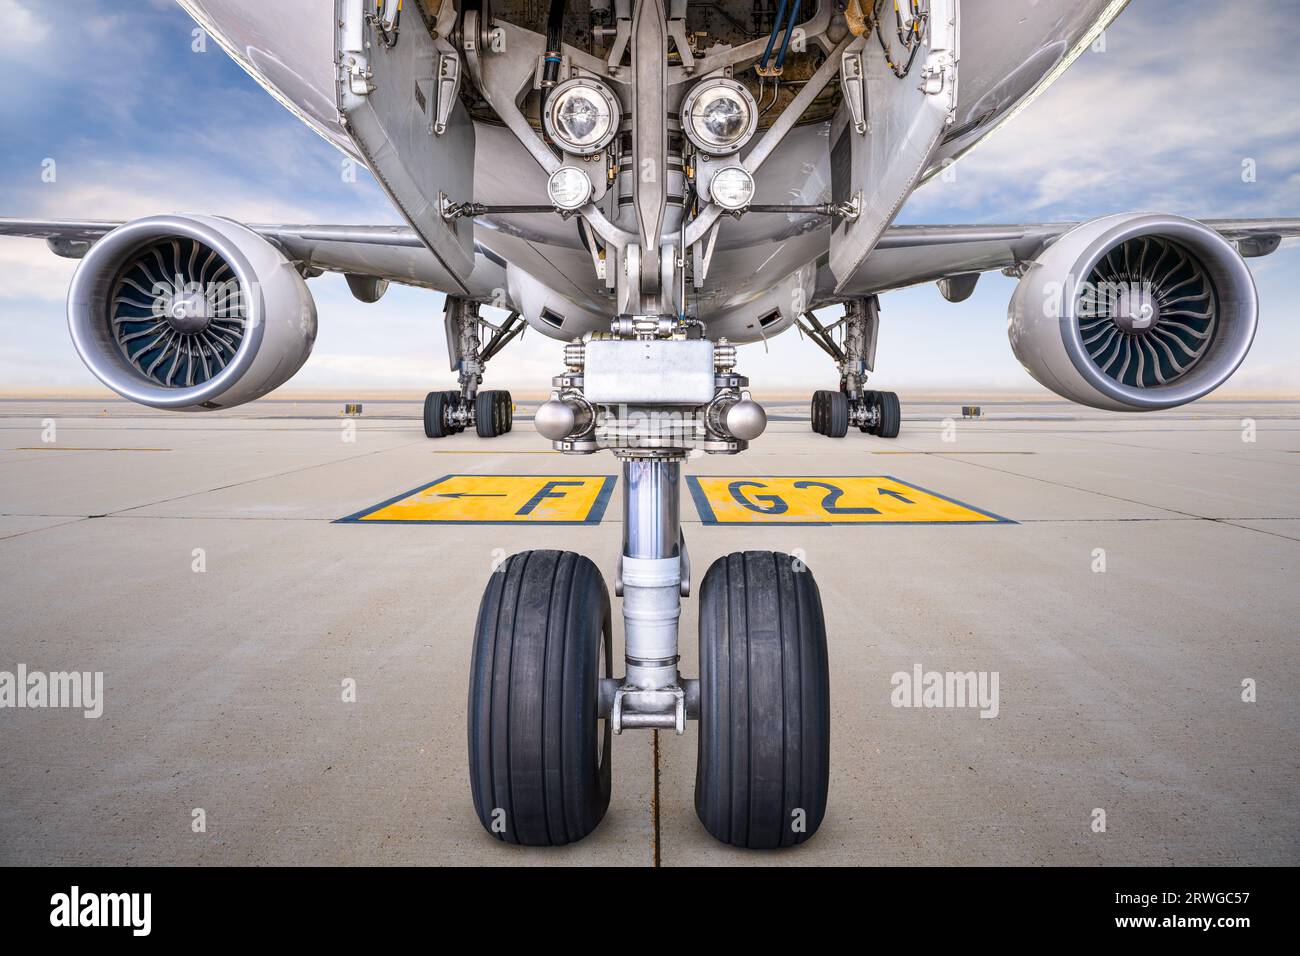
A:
[1,0,1298,397]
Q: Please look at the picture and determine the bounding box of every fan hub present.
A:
[163,290,212,333]
[1111,283,1157,333]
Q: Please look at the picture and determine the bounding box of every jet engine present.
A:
[1008,214,1258,410]
[67,215,316,411]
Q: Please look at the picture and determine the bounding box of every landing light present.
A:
[547,166,593,210]
[709,166,755,211]
[544,78,620,156]
[681,78,758,155]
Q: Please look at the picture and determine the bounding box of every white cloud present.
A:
[0,242,78,301]
[0,0,50,45]
[29,169,329,226]
[905,1,1300,223]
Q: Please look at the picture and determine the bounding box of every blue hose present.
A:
[759,0,789,71]
[774,0,802,71]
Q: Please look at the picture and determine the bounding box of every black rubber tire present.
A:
[468,550,613,846]
[423,391,449,438]
[826,391,849,438]
[499,391,514,433]
[810,390,829,435]
[475,390,500,438]
[876,390,901,439]
[695,551,830,849]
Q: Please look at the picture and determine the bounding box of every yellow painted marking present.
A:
[345,474,615,524]
[687,476,1008,525]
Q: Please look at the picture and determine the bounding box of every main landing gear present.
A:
[422,296,521,439]
[466,319,831,848]
[799,295,902,439]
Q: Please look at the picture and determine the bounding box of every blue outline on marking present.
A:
[335,474,618,525]
[683,475,1015,526]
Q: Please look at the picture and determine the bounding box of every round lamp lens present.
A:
[555,91,607,147]
[695,90,746,146]
[710,166,755,211]
[544,80,620,155]
[548,166,593,209]
[682,79,757,154]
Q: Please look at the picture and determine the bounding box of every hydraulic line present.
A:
[757,0,788,74]
[543,0,566,85]
[539,0,567,148]
[373,0,403,47]
[774,0,801,71]
[874,0,928,78]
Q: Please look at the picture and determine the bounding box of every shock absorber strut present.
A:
[617,456,687,730]
[536,317,767,733]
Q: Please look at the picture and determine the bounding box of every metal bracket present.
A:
[433,51,462,135]
[666,5,694,75]
[532,51,570,90]
[344,54,375,96]
[691,220,720,289]
[919,48,956,96]
[605,18,632,73]
[841,50,867,134]
[610,684,686,734]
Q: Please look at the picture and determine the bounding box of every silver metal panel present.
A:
[335,0,476,292]
[829,0,959,295]
[583,339,716,405]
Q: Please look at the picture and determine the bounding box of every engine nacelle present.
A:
[1008,214,1258,411]
[67,215,317,411]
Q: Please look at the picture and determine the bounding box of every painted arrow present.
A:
[437,492,508,499]
[877,487,915,504]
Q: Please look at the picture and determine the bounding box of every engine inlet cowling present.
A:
[67,215,317,411]
[1007,214,1258,411]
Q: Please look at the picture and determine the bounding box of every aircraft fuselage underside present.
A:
[185,0,1124,343]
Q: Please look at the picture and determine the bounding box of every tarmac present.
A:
[0,396,1296,866]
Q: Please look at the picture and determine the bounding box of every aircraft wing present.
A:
[5,215,1298,303]
[0,219,427,255]
[0,218,502,299]
[860,219,1300,299]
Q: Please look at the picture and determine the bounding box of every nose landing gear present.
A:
[465,319,831,848]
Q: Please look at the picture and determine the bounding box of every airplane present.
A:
[3,0,1297,850]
